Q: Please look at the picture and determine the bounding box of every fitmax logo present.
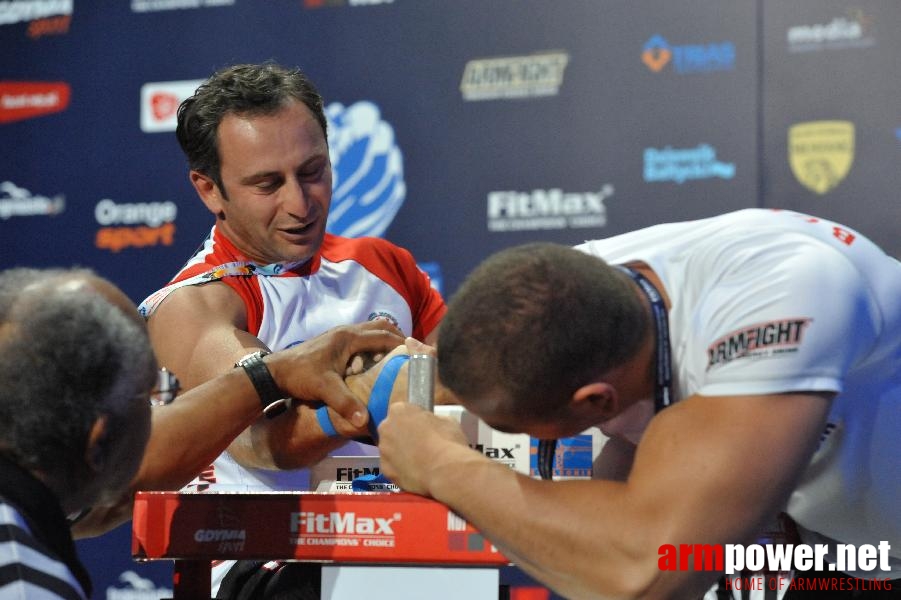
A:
[470,444,515,460]
[335,467,380,481]
[290,511,398,535]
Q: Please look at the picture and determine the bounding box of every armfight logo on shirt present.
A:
[707,318,812,370]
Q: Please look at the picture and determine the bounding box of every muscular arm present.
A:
[72,316,404,538]
[378,391,832,599]
[147,282,383,470]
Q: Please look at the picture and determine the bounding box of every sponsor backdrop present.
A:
[2,1,899,598]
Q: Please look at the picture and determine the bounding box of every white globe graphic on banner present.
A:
[325,101,406,238]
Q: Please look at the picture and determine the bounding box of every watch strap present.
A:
[236,350,290,418]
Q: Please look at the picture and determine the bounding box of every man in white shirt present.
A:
[378,209,900,599]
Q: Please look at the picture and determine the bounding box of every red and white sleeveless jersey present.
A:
[139,225,445,491]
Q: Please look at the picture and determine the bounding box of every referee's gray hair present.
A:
[0,267,156,482]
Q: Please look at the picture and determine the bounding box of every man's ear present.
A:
[571,381,619,422]
[85,415,109,473]
[189,170,225,218]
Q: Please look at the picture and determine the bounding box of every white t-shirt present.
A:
[577,208,901,575]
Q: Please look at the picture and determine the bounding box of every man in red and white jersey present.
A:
[135,62,444,596]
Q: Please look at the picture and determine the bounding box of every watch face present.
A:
[236,350,270,367]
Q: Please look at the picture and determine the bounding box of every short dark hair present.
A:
[437,243,648,418]
[0,268,156,485]
[176,62,328,191]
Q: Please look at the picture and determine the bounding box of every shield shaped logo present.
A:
[788,120,855,194]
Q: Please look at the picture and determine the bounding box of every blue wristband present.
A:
[316,403,339,437]
[315,354,411,440]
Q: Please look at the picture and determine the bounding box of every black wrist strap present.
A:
[236,351,290,418]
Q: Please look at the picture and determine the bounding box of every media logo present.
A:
[106,570,173,600]
[643,144,735,184]
[788,120,855,195]
[487,185,612,232]
[139,79,204,132]
[0,81,70,124]
[0,181,64,219]
[131,0,234,12]
[787,10,875,53]
[94,198,178,252]
[325,100,405,238]
[642,35,735,74]
[460,51,569,101]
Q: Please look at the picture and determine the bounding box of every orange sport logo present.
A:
[93,198,178,252]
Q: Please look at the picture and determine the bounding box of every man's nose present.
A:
[281,178,312,217]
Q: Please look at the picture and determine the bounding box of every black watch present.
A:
[235,350,291,418]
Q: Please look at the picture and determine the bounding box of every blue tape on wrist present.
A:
[316,405,339,438]
[367,354,410,436]
[316,354,410,441]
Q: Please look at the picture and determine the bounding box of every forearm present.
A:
[229,405,356,470]
[136,368,264,489]
[429,452,660,600]
[231,343,411,470]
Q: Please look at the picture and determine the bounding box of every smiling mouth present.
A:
[282,221,317,236]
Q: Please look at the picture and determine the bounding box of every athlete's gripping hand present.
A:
[264,321,404,430]
[343,336,460,413]
[378,401,475,496]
